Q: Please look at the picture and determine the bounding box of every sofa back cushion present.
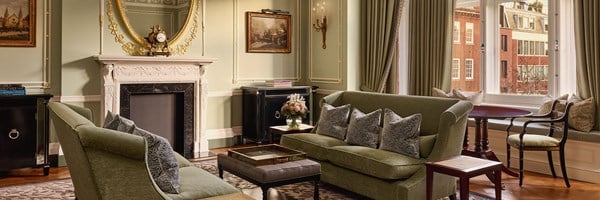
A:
[324,91,459,136]
[316,104,351,140]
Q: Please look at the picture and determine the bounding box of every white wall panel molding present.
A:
[308,0,343,84]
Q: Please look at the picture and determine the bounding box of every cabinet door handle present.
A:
[8,129,20,140]
[275,111,281,119]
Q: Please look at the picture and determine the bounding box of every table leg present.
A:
[463,127,469,150]
[269,130,274,144]
[474,118,482,152]
[494,169,502,200]
[460,178,469,200]
[482,118,489,150]
[426,166,433,200]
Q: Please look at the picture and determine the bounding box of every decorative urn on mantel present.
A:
[95,55,217,157]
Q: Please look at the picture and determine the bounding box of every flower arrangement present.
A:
[280,93,308,120]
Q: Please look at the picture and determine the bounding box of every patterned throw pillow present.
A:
[344,108,382,148]
[102,112,180,194]
[379,109,422,159]
[568,95,595,132]
[132,127,180,194]
[102,111,136,133]
[316,104,351,140]
[538,94,569,115]
[432,87,454,98]
[453,89,483,105]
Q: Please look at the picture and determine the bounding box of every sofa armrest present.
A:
[77,125,147,161]
[440,101,473,125]
[175,152,192,167]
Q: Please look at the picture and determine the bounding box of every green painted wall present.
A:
[0,0,359,149]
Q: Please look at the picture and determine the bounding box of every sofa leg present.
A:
[449,193,458,200]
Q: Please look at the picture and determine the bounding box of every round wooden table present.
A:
[462,105,532,177]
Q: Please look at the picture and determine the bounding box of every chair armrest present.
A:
[77,126,147,160]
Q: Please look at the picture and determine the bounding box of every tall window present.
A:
[452,59,460,79]
[449,0,575,106]
[501,35,508,51]
[453,21,460,43]
[465,59,474,79]
[466,23,474,44]
[451,3,480,91]
[500,0,549,95]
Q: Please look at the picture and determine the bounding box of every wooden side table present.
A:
[268,124,314,144]
[426,155,502,200]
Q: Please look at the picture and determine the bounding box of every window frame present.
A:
[465,59,474,79]
[481,0,561,107]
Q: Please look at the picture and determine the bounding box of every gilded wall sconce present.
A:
[312,0,327,49]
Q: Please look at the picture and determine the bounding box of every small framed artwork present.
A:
[0,0,35,47]
[246,12,291,53]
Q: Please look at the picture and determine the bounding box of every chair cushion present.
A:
[379,109,422,159]
[316,104,351,140]
[507,134,560,147]
[326,146,424,180]
[280,133,348,161]
[165,166,239,200]
[344,108,382,148]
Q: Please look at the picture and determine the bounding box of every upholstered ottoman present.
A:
[217,153,321,200]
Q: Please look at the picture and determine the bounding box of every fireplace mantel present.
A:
[95,55,216,155]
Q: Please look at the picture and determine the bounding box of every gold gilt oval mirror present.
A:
[113,0,198,55]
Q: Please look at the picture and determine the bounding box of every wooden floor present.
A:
[1,148,599,200]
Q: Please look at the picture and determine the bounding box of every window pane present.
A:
[453,21,460,43]
[452,59,460,79]
[451,2,480,92]
[466,23,474,44]
[499,0,549,95]
[465,59,474,79]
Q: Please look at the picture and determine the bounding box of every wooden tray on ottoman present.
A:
[227,144,306,166]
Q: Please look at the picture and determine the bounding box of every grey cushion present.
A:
[344,108,382,148]
[379,109,422,159]
[132,127,181,194]
[316,104,351,140]
[102,111,136,133]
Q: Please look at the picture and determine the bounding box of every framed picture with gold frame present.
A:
[0,0,35,47]
[246,12,291,53]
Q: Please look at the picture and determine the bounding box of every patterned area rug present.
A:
[0,159,493,200]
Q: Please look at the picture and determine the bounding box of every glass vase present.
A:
[286,117,301,129]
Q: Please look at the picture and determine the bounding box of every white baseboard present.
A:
[468,127,600,184]
[205,126,242,140]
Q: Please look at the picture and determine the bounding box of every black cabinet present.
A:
[0,94,52,175]
[242,86,313,143]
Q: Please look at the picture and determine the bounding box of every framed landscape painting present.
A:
[0,0,35,47]
[246,12,291,53]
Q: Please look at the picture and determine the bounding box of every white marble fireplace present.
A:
[95,55,216,156]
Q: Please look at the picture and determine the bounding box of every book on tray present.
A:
[0,84,26,95]
[265,80,292,87]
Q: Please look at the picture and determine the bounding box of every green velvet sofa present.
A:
[280,91,473,200]
[48,102,250,200]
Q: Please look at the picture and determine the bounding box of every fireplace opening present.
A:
[120,83,195,158]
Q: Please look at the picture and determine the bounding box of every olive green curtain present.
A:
[360,0,404,93]
[574,0,600,130]
[407,0,454,96]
